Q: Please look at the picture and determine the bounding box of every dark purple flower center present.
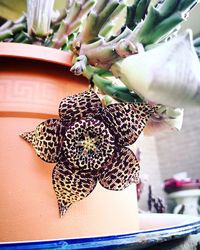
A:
[63,118,115,171]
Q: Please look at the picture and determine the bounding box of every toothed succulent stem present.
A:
[14,31,31,43]
[0,22,26,41]
[52,1,82,48]
[83,65,143,103]
[194,36,200,58]
[75,0,124,45]
[0,20,13,32]
[99,22,115,38]
[51,9,67,27]
[0,30,13,41]
[51,0,95,49]
[99,2,126,38]
[93,74,143,102]
[77,27,140,68]
[136,0,199,45]
[194,46,200,58]
[126,0,150,30]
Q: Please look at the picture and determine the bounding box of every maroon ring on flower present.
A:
[20,90,155,217]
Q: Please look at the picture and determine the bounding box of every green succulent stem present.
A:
[135,0,198,45]
[83,65,143,103]
[105,2,126,23]
[52,0,95,49]
[157,0,179,18]
[0,22,26,41]
[51,9,67,26]
[74,0,198,68]
[194,36,200,47]
[195,47,200,58]
[141,12,183,44]
[76,0,123,44]
[99,22,114,37]
[99,2,126,38]
[135,0,151,24]
[14,31,31,43]
[0,30,13,41]
[79,27,136,68]
[126,0,150,30]
[0,20,13,32]
[194,37,200,58]
[52,1,82,48]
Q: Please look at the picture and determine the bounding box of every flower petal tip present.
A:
[58,203,68,218]
[20,131,34,144]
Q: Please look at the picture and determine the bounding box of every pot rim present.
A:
[0,42,73,66]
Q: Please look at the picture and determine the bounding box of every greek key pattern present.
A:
[0,77,67,115]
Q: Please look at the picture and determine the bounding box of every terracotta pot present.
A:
[0,43,139,242]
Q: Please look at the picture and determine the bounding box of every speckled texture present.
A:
[21,90,154,217]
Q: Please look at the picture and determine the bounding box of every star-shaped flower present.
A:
[21,90,155,217]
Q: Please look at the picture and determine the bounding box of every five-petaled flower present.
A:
[21,90,155,217]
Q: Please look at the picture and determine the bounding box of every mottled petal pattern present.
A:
[52,161,97,217]
[59,90,102,123]
[20,119,62,163]
[99,147,140,190]
[100,103,155,146]
[63,118,115,171]
[20,89,152,217]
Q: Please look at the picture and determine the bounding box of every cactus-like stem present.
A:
[73,0,196,69]
[75,0,124,46]
[14,31,31,43]
[82,65,143,102]
[0,20,13,32]
[194,36,200,58]
[0,30,13,41]
[136,0,199,45]
[194,36,200,47]
[0,22,26,42]
[0,15,27,42]
[52,0,95,49]
[99,2,126,38]
[126,0,150,30]
[99,22,115,38]
[78,27,141,68]
[51,9,67,26]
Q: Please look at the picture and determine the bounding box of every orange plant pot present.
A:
[0,43,139,242]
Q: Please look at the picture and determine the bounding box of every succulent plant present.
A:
[1,0,200,131]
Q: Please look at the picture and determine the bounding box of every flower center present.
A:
[78,136,96,153]
[63,118,115,171]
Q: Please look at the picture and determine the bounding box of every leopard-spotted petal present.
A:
[59,90,102,124]
[99,147,140,190]
[100,103,155,146]
[20,119,62,163]
[52,161,97,217]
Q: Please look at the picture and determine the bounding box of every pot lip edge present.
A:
[0,42,73,67]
